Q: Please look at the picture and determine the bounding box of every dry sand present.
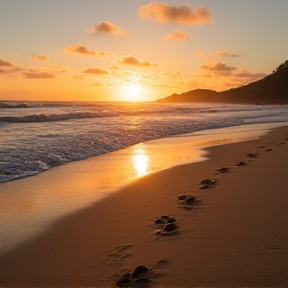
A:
[1,126,288,287]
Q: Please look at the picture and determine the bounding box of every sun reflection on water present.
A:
[132,146,150,176]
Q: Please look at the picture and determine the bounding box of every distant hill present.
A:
[157,61,288,105]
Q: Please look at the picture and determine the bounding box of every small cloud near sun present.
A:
[138,2,212,25]
[119,55,158,67]
[23,70,55,79]
[163,72,181,78]
[31,55,48,60]
[92,21,128,37]
[83,67,109,75]
[163,31,189,42]
[65,44,107,56]
[201,61,237,72]
[0,59,13,67]
[216,50,239,57]
[233,69,266,79]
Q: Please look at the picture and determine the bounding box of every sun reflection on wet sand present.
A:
[1,122,286,254]
[132,146,150,176]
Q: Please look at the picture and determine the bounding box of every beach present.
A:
[1,125,288,287]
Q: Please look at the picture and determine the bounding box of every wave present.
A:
[0,106,220,123]
[0,103,29,109]
[0,112,117,123]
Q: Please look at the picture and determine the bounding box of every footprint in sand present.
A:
[215,167,230,173]
[115,265,151,287]
[246,152,259,158]
[199,178,218,189]
[177,195,201,210]
[264,148,273,152]
[115,259,170,287]
[154,215,179,236]
[235,161,247,167]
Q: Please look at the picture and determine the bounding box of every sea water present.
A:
[1,101,288,183]
[1,101,288,253]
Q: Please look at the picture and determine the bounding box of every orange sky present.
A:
[0,0,287,102]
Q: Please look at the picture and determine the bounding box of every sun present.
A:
[129,85,141,96]
[123,84,144,101]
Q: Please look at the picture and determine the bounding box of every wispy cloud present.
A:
[92,21,128,37]
[216,50,239,57]
[83,67,109,75]
[23,70,55,79]
[92,80,106,87]
[65,44,107,56]
[233,69,266,79]
[201,61,237,72]
[163,31,189,42]
[49,64,69,74]
[163,72,181,78]
[0,59,13,67]
[119,55,158,67]
[31,55,48,60]
[138,2,212,25]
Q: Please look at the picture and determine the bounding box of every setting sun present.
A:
[123,84,144,101]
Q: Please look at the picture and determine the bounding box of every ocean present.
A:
[1,101,288,183]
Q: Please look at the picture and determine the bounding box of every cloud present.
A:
[141,74,158,81]
[0,59,13,67]
[92,81,106,86]
[49,64,68,73]
[233,69,266,79]
[65,44,107,56]
[119,55,158,67]
[119,70,135,77]
[163,31,189,42]
[73,74,85,80]
[0,68,8,73]
[110,65,120,70]
[83,67,109,75]
[201,61,236,72]
[92,21,128,37]
[163,72,181,78]
[216,50,239,57]
[138,2,212,25]
[23,71,55,79]
[31,55,48,60]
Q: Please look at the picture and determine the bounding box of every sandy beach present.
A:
[1,125,288,287]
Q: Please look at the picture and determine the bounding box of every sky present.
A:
[0,0,287,102]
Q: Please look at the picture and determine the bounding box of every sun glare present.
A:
[124,84,143,101]
[129,85,141,96]
[132,147,150,176]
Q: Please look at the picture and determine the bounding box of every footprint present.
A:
[199,178,218,189]
[264,148,273,152]
[154,216,179,236]
[246,152,259,158]
[177,195,201,209]
[115,265,151,287]
[235,161,247,166]
[216,167,230,173]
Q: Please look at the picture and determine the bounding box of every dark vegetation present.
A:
[157,61,288,104]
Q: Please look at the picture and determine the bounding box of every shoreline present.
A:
[1,124,288,287]
[1,122,286,255]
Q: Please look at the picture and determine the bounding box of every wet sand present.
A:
[1,125,288,287]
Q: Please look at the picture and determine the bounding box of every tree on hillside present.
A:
[273,60,288,73]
